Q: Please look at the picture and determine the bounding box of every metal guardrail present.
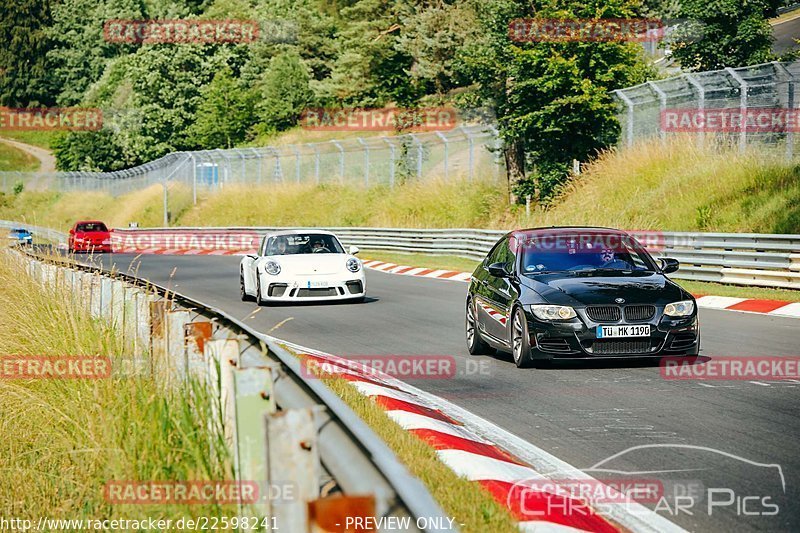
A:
[107,226,800,290]
[14,246,453,532]
[5,221,799,288]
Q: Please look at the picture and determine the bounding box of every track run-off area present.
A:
[84,252,800,532]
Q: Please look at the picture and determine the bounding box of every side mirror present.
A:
[349,245,360,255]
[69,229,75,235]
[487,262,510,278]
[660,257,680,274]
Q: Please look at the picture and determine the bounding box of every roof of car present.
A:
[266,229,337,237]
[507,226,628,235]
[74,220,107,225]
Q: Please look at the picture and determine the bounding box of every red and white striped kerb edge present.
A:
[284,344,680,532]
[362,260,800,319]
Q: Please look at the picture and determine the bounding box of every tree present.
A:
[254,51,313,133]
[189,67,255,148]
[458,0,653,202]
[668,0,782,71]
[46,0,145,105]
[0,0,55,106]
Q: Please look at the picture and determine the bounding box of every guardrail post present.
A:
[123,286,139,352]
[205,339,239,449]
[111,279,126,332]
[264,408,321,531]
[234,364,277,515]
[150,300,169,380]
[135,290,153,362]
[184,321,213,377]
[166,309,191,381]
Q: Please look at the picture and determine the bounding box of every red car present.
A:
[68,221,112,253]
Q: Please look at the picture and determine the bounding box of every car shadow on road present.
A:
[262,296,379,307]
[487,351,708,371]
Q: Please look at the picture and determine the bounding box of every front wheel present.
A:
[511,307,534,368]
[240,270,252,302]
[466,298,491,355]
[255,276,266,306]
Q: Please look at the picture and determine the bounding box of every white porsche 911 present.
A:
[240,230,366,304]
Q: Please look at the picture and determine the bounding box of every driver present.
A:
[275,237,288,255]
[311,239,329,253]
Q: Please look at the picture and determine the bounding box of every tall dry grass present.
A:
[0,253,232,520]
[2,137,797,233]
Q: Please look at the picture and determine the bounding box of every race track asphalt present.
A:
[83,253,800,532]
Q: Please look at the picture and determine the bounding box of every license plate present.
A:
[596,324,650,338]
[306,280,328,288]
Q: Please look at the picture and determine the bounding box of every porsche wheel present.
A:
[255,276,265,306]
[240,270,252,302]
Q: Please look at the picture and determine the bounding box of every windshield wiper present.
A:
[573,267,633,275]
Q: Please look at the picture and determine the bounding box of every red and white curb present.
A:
[362,260,800,319]
[274,337,685,533]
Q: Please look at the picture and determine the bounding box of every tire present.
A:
[240,270,252,302]
[255,276,266,306]
[466,298,491,355]
[511,306,534,368]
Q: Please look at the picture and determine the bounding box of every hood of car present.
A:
[522,271,687,305]
[265,254,353,275]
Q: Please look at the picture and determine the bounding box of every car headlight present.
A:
[664,300,695,317]
[264,261,281,275]
[529,305,577,321]
[346,258,361,273]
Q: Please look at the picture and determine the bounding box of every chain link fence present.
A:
[612,60,800,158]
[0,125,503,198]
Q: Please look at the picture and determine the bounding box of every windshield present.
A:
[520,233,656,274]
[76,222,108,233]
[266,233,345,255]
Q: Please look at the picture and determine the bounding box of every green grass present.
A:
[0,252,234,520]
[0,141,39,171]
[360,249,800,302]
[0,130,61,149]
[0,183,193,231]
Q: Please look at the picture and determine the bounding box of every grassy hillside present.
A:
[0,141,39,171]
[2,138,798,233]
[0,184,193,230]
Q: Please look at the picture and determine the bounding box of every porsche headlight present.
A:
[664,300,694,317]
[264,261,281,276]
[346,258,361,273]
[530,305,577,321]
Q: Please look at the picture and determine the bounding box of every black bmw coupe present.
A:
[466,227,699,367]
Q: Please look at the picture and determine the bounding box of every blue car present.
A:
[7,228,33,246]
